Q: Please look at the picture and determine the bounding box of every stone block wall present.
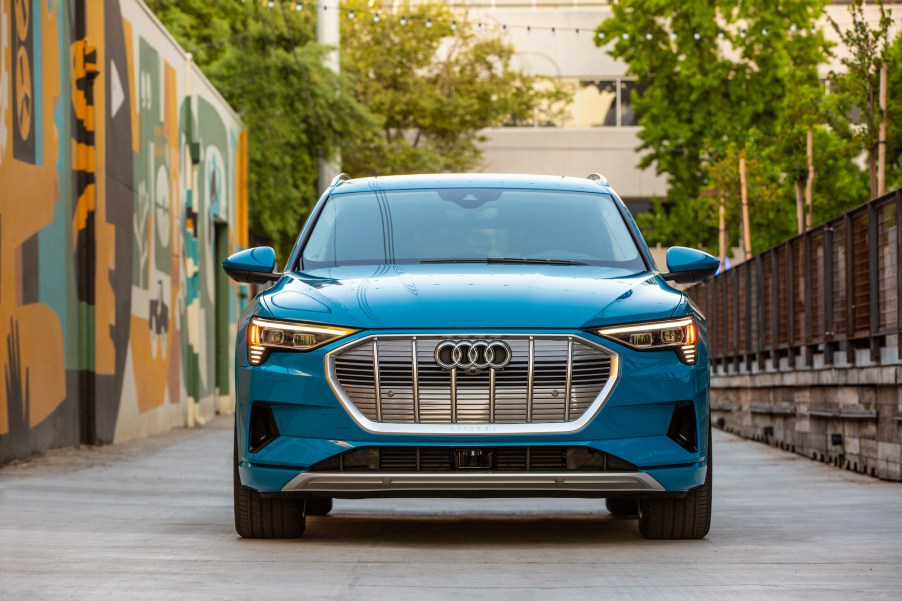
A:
[711,366,902,481]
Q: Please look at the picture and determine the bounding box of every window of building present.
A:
[505,77,642,128]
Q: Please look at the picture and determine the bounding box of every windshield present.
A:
[300,188,647,271]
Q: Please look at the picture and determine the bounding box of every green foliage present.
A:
[151,0,374,257]
[887,33,902,190]
[598,0,876,254]
[152,1,567,256]
[827,0,893,197]
[340,0,570,175]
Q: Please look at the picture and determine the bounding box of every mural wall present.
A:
[0,0,248,463]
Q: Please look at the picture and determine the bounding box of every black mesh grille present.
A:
[310,446,636,473]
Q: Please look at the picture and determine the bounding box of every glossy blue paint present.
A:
[664,246,720,284]
[261,265,684,330]
[230,174,712,497]
[223,246,277,274]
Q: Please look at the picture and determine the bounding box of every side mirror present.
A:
[222,246,281,284]
[661,246,720,285]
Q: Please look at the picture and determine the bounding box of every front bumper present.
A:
[282,470,664,494]
[236,327,710,496]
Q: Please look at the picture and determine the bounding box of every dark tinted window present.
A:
[301,188,645,270]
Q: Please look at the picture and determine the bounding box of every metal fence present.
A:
[688,189,901,369]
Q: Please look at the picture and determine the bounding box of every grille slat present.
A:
[332,336,614,425]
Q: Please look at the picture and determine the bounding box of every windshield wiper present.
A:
[420,257,589,266]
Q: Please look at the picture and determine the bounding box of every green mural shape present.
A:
[133,38,174,287]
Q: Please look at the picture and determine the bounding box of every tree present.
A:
[340,0,570,175]
[827,0,893,198]
[596,0,869,253]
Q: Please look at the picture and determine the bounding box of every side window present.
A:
[302,196,388,267]
[303,201,337,265]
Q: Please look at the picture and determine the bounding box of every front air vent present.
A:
[667,402,698,453]
[248,403,279,453]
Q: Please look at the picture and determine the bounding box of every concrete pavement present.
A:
[1,417,901,601]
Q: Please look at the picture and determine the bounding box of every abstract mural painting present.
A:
[0,0,248,463]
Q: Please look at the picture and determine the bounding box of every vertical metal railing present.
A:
[689,189,902,368]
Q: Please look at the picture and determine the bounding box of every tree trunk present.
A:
[718,189,727,270]
[806,130,815,230]
[739,155,752,261]
[795,180,805,235]
[878,62,887,196]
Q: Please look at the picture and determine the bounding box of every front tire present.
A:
[234,422,306,539]
[637,431,712,540]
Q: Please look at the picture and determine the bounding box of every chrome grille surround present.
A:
[326,334,619,435]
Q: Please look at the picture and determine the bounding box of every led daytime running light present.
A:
[595,318,699,365]
[247,318,357,366]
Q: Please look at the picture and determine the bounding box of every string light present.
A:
[256,1,869,45]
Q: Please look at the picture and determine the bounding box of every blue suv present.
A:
[223,173,719,540]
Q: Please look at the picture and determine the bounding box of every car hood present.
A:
[260,264,684,330]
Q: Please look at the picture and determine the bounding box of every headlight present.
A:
[594,317,699,365]
[247,317,357,366]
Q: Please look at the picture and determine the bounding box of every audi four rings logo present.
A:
[434,340,512,372]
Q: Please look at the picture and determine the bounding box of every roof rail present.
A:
[330,173,352,187]
[586,173,609,186]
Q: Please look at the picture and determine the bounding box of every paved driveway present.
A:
[2,417,900,600]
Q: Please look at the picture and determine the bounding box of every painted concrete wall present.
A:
[0,0,248,464]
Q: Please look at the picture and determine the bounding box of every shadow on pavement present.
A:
[297,513,642,546]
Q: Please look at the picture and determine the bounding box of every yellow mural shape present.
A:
[0,1,66,435]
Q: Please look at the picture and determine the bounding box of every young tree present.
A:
[828,0,893,198]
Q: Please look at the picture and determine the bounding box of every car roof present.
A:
[329,173,612,195]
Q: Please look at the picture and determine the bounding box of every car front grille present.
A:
[331,335,614,425]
